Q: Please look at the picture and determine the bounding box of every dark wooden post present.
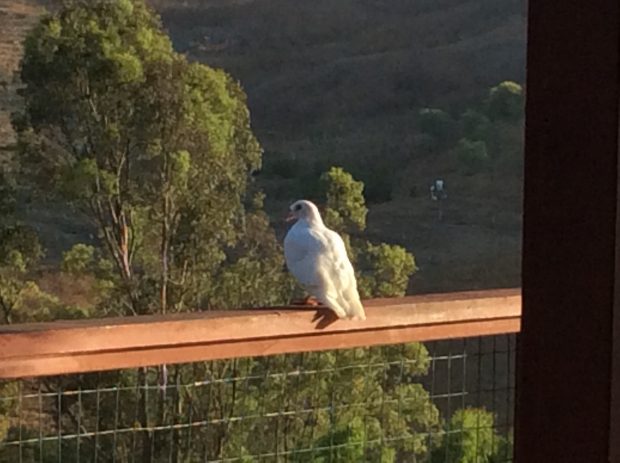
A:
[516,0,620,461]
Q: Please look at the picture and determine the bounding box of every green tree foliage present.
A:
[0,224,43,271]
[417,108,456,148]
[0,172,16,220]
[460,109,491,142]
[0,172,80,323]
[456,138,489,173]
[15,0,283,317]
[0,381,18,442]
[13,2,290,457]
[320,166,367,234]
[320,167,417,298]
[486,81,524,122]
[212,344,440,462]
[357,242,416,298]
[431,408,505,463]
[410,81,523,178]
[208,206,295,309]
[61,243,95,275]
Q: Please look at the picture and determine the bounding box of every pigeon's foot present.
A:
[291,295,321,306]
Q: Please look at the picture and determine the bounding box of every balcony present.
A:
[0,289,519,462]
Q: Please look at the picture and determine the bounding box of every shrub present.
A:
[460,109,491,141]
[486,81,524,122]
[418,108,457,144]
[456,138,489,173]
[62,244,95,275]
[356,241,416,298]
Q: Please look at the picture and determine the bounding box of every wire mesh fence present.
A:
[0,334,515,463]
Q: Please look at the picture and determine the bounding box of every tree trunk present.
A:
[160,193,170,315]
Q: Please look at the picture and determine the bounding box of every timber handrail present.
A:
[0,288,521,379]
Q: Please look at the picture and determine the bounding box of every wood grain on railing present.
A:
[0,288,521,379]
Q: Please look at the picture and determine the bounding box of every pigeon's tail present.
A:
[322,294,349,319]
[340,284,366,320]
[323,292,366,320]
[346,297,366,321]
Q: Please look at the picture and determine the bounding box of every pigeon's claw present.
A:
[303,295,320,306]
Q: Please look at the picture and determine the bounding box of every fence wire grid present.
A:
[0,335,515,463]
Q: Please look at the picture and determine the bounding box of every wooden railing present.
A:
[0,288,521,379]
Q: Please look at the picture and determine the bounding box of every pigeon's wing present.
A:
[315,229,366,320]
[283,225,324,289]
[284,225,365,320]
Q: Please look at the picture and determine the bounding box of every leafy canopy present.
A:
[320,166,416,298]
[432,408,506,463]
[15,0,278,316]
[320,166,367,234]
[486,81,523,121]
[418,108,457,145]
[455,138,489,173]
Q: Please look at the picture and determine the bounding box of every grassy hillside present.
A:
[0,0,525,294]
[161,0,525,129]
[0,0,46,149]
[157,0,525,293]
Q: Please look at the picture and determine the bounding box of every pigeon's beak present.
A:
[285,211,296,222]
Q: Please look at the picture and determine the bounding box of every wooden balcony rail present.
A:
[0,288,521,380]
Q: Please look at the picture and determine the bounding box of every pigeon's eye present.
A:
[294,204,302,211]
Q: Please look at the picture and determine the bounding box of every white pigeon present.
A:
[283,199,366,320]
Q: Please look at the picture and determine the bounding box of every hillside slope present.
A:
[157,0,526,293]
[161,0,525,131]
[0,0,525,293]
[0,0,46,148]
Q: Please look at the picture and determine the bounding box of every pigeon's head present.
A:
[286,200,323,224]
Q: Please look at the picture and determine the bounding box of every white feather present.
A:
[284,200,366,320]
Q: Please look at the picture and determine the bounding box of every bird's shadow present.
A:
[311,307,339,329]
[256,304,339,329]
